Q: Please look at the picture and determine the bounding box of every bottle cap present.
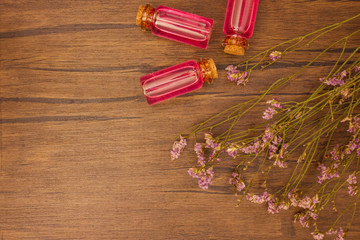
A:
[224,45,245,56]
[207,58,218,79]
[136,5,146,27]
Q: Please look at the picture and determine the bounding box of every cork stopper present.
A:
[135,4,155,30]
[207,58,218,79]
[136,5,146,27]
[224,45,245,56]
[198,58,218,83]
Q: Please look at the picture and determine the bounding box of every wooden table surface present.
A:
[1,0,360,239]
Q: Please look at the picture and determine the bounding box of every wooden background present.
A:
[1,0,360,239]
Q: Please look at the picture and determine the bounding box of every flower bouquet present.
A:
[171,14,360,239]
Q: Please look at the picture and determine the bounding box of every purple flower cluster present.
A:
[268,135,288,168]
[204,133,220,149]
[239,138,262,154]
[226,126,289,168]
[263,98,283,120]
[317,163,340,184]
[226,143,239,158]
[188,167,214,190]
[194,142,206,166]
[246,192,291,214]
[294,211,318,228]
[320,70,347,86]
[347,173,358,196]
[317,145,344,183]
[204,133,222,162]
[188,134,223,190]
[345,138,360,156]
[318,128,360,184]
[347,116,360,135]
[229,172,246,193]
[170,136,187,160]
[246,192,271,204]
[225,65,249,85]
[311,232,324,240]
[287,190,320,232]
[326,227,346,240]
[245,189,323,234]
[269,51,282,61]
[335,228,345,240]
[296,195,320,211]
[354,65,360,72]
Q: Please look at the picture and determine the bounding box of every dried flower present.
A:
[335,228,345,240]
[263,107,277,120]
[347,116,360,134]
[311,232,324,240]
[326,228,338,235]
[319,70,347,86]
[174,14,360,240]
[170,136,187,160]
[229,172,246,192]
[269,51,282,61]
[226,144,239,158]
[225,65,249,85]
[354,65,360,72]
[266,98,283,109]
[188,167,214,190]
[194,142,206,166]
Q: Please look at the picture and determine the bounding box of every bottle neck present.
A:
[198,58,218,83]
[223,35,248,47]
[222,35,249,56]
[136,4,156,30]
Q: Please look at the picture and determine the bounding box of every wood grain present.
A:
[1,0,360,239]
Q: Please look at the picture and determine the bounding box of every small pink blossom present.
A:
[266,98,283,109]
[294,212,312,228]
[226,144,239,158]
[267,199,280,214]
[348,185,358,196]
[347,173,357,185]
[335,228,345,240]
[263,107,277,120]
[240,138,262,154]
[188,167,214,190]
[269,51,282,61]
[170,136,187,160]
[225,65,249,85]
[262,126,274,144]
[288,190,300,207]
[299,215,309,228]
[317,163,340,184]
[273,158,287,168]
[348,116,360,134]
[229,172,246,192]
[225,65,237,73]
[311,232,324,240]
[246,192,270,204]
[194,143,206,166]
[326,228,337,235]
[204,133,220,150]
[345,139,359,154]
[320,70,347,86]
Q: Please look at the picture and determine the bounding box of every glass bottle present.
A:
[222,0,259,55]
[136,4,214,49]
[140,58,218,105]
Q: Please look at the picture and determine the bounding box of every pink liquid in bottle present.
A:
[223,0,259,55]
[136,4,214,49]
[140,59,218,105]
